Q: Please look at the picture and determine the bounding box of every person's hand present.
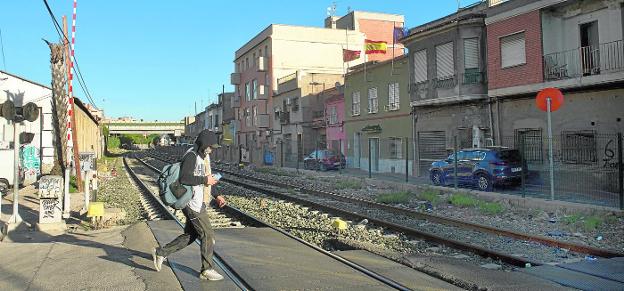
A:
[215,195,226,208]
[205,175,218,186]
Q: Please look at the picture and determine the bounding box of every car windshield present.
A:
[498,150,521,162]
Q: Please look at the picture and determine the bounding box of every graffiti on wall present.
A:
[602,139,621,169]
[20,144,40,177]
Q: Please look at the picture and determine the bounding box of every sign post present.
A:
[536,88,564,201]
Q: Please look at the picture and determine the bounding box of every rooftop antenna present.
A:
[327,2,336,17]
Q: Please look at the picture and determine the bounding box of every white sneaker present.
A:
[199,269,224,281]
[152,248,165,272]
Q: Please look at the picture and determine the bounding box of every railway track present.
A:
[141,148,623,268]
[127,152,414,291]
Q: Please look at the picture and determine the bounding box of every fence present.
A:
[208,132,623,209]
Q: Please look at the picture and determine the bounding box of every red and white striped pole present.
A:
[63,0,78,218]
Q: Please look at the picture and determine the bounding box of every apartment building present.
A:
[231,11,404,165]
[401,2,489,176]
[272,72,342,167]
[344,55,412,175]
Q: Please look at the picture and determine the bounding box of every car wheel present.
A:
[0,178,9,196]
[320,163,327,171]
[431,171,442,186]
[476,174,492,191]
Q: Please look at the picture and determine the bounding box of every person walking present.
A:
[152,129,227,281]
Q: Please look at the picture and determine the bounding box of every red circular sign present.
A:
[536,88,564,112]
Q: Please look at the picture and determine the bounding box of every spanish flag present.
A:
[364,40,387,54]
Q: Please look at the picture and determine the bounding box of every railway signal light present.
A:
[0,100,39,122]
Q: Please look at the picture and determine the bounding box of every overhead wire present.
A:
[0,28,7,71]
[42,0,98,109]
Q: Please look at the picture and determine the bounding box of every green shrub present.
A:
[107,136,121,149]
[419,189,441,205]
[255,167,296,177]
[69,176,78,193]
[563,214,582,225]
[583,216,602,231]
[449,193,478,207]
[376,191,414,204]
[478,201,505,215]
[335,180,362,190]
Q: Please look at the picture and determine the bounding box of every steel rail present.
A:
[134,153,411,291]
[216,166,624,259]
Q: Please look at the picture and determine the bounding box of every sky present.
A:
[0,0,479,121]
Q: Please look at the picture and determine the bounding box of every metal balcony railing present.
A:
[433,76,457,89]
[543,40,624,81]
[461,71,487,85]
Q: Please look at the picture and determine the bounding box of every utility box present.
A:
[38,175,64,224]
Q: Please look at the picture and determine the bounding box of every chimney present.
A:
[324,16,339,29]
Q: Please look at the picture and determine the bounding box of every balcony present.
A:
[257,114,270,128]
[543,40,624,81]
[231,73,241,85]
[461,71,487,85]
[433,76,457,89]
[257,56,267,72]
[231,96,241,108]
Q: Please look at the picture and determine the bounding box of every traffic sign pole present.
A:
[547,97,555,201]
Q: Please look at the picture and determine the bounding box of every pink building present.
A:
[324,87,345,155]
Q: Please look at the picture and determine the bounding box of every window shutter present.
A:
[501,32,526,68]
[436,42,454,78]
[464,38,479,69]
[413,50,427,83]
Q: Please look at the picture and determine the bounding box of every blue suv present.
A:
[429,148,524,191]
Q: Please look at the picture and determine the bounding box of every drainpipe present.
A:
[412,108,418,177]
[496,97,502,145]
[488,98,494,145]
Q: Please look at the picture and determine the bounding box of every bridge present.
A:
[106,122,185,136]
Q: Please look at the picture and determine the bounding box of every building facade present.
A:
[272,72,343,167]
[231,11,404,166]
[402,2,489,176]
[344,55,412,175]
[324,86,346,155]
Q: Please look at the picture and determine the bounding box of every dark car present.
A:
[429,148,524,191]
[303,149,346,171]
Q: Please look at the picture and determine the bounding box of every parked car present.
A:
[429,148,524,191]
[303,149,346,171]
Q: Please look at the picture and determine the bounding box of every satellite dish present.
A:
[1,100,15,120]
[23,102,39,122]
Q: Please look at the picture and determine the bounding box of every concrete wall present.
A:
[487,10,544,90]
[495,88,624,135]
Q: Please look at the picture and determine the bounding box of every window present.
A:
[328,106,337,124]
[291,97,299,111]
[274,107,281,120]
[237,62,241,73]
[245,57,249,70]
[252,106,258,126]
[388,82,400,110]
[436,42,454,79]
[244,108,251,126]
[245,82,251,101]
[264,45,268,57]
[252,53,256,68]
[413,49,427,83]
[389,137,402,159]
[514,128,543,163]
[464,38,479,70]
[352,91,360,116]
[265,73,270,86]
[252,79,258,99]
[368,87,378,113]
[562,131,597,164]
[500,32,526,68]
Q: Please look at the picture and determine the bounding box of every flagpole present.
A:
[391,21,395,76]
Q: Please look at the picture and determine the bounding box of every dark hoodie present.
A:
[178,130,218,199]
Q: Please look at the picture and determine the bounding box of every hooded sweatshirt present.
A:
[179,130,219,212]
